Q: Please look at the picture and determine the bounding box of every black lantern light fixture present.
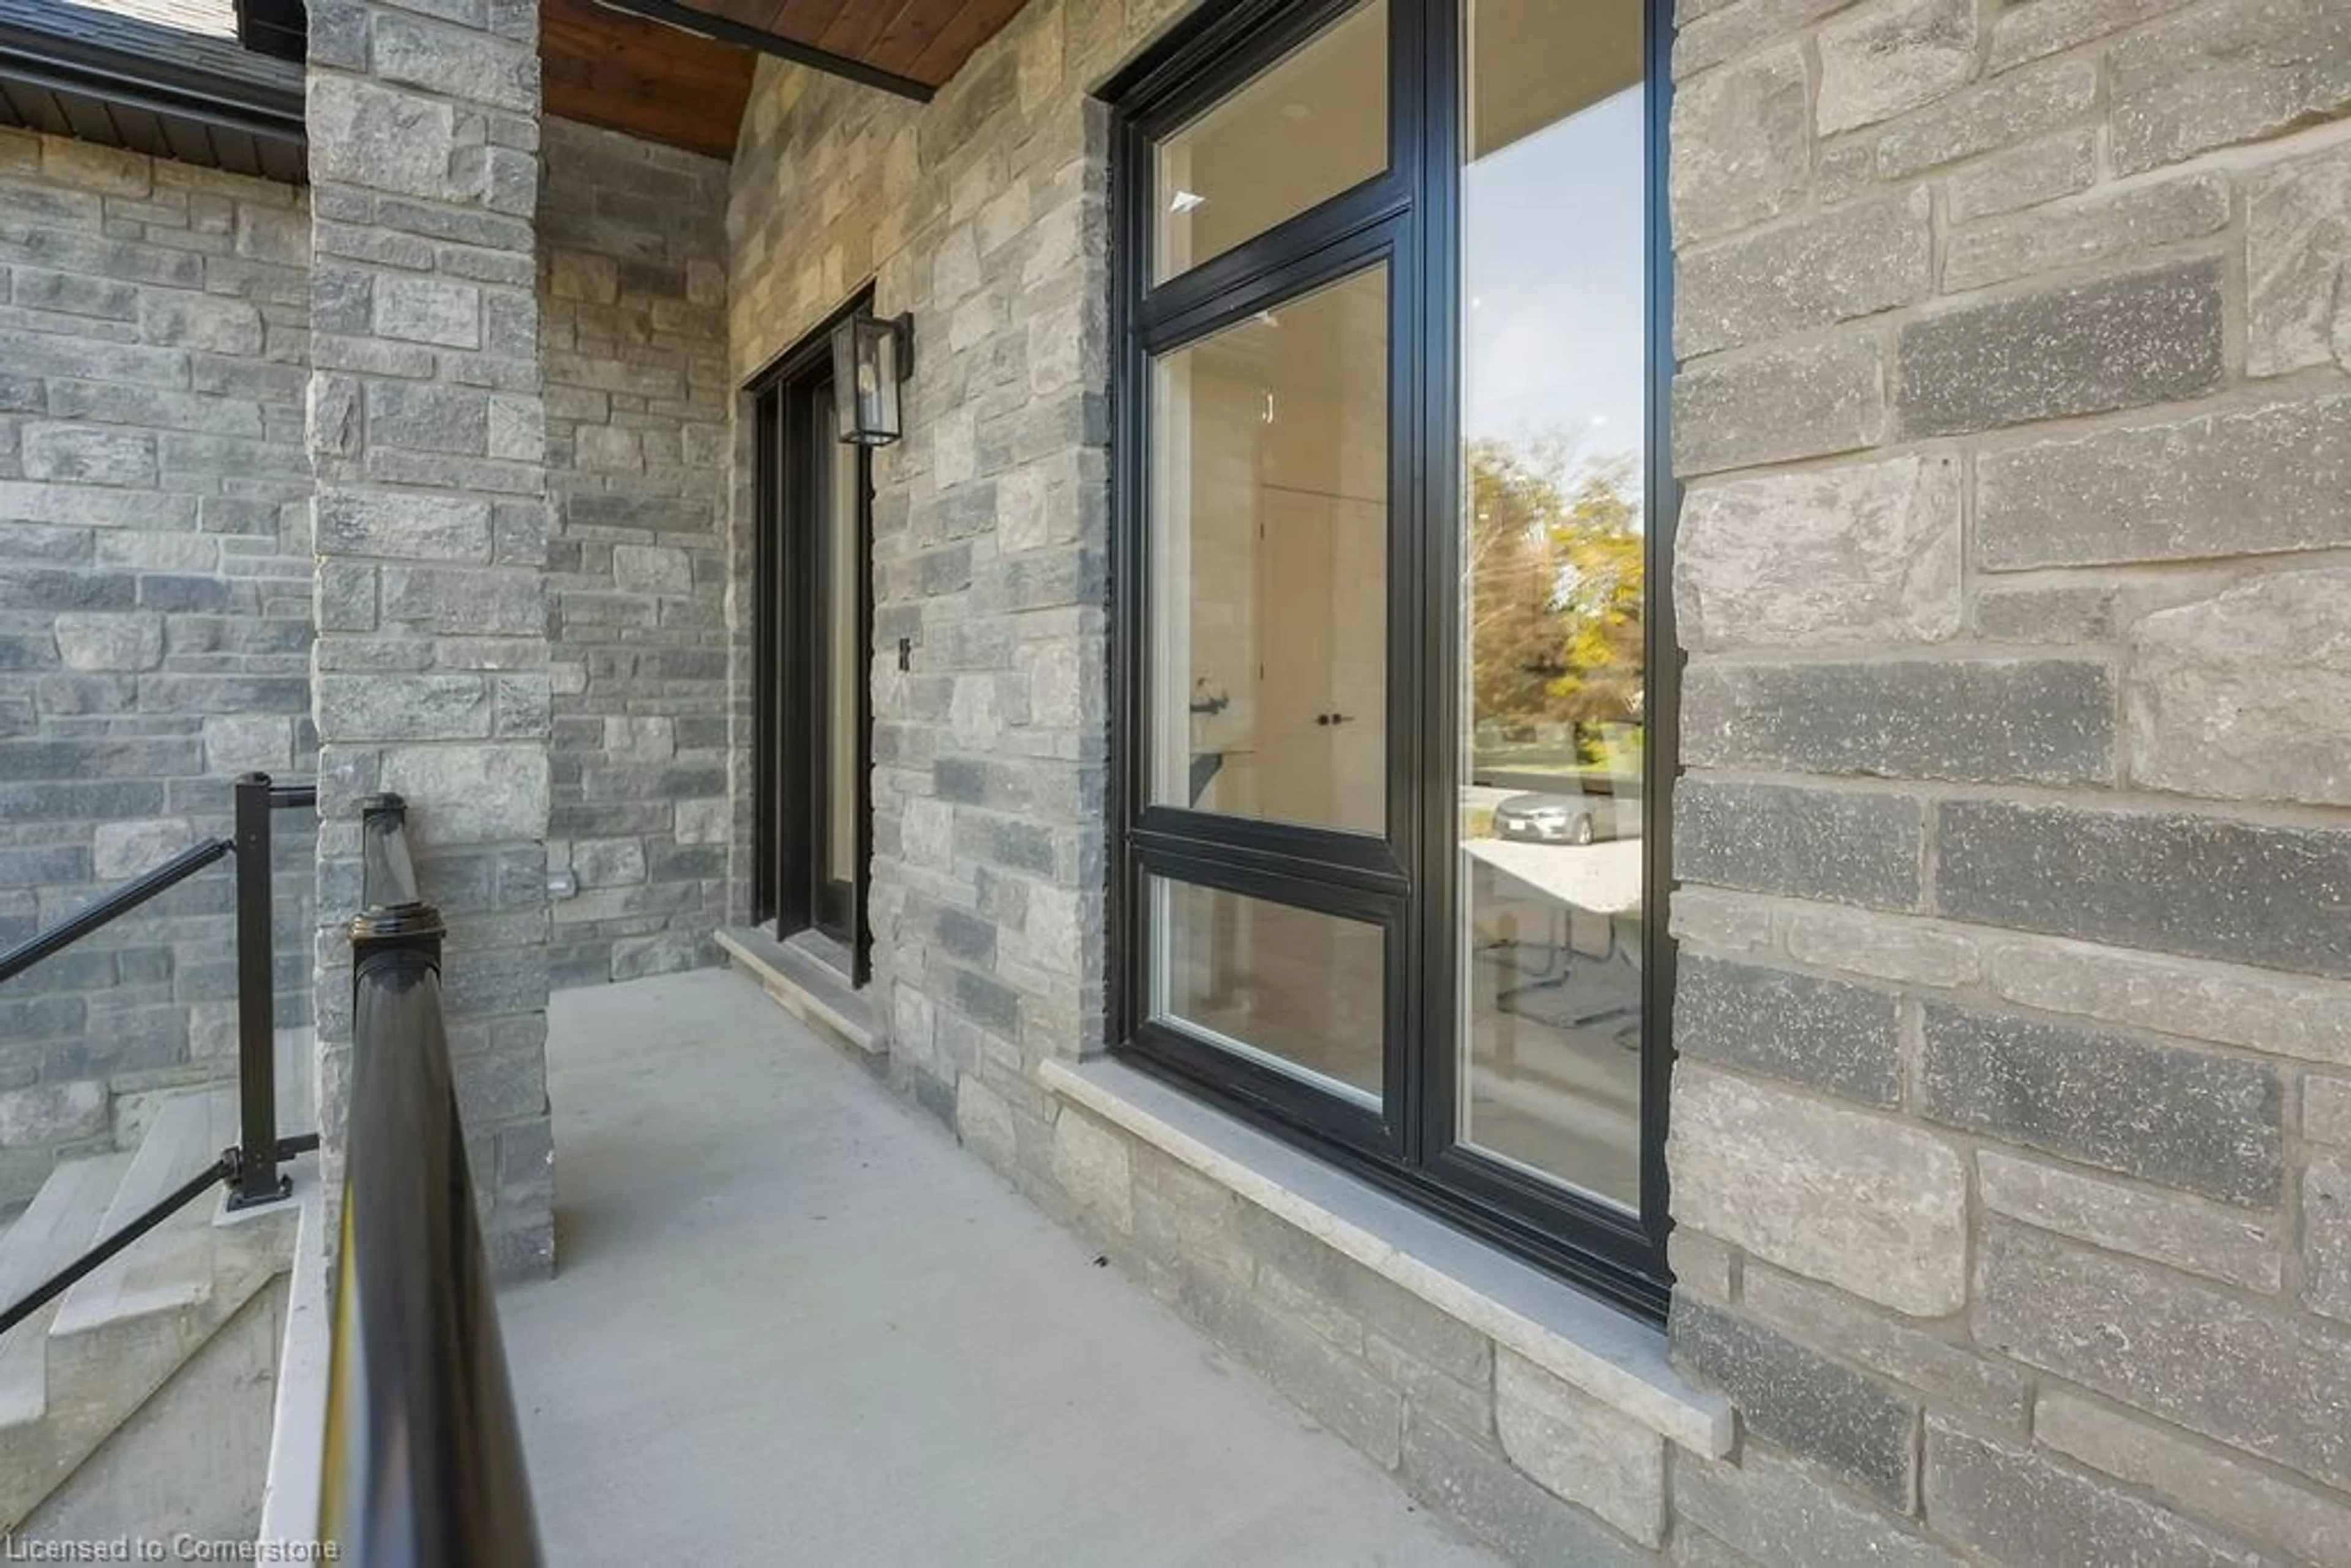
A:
[830,309,913,446]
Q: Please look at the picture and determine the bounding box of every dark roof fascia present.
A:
[0,16,304,147]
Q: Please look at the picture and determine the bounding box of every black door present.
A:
[751,316,873,981]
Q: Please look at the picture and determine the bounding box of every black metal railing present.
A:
[0,838,232,987]
[0,772,318,1340]
[318,793,542,1568]
[231,774,315,1207]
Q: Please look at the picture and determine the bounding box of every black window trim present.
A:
[1105,0,1679,1321]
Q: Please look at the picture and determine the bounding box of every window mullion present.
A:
[1401,0,1455,1176]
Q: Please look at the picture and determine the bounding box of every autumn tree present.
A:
[1550,454,1645,726]
[1464,437,1644,737]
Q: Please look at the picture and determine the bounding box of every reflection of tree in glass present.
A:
[1467,437,1644,735]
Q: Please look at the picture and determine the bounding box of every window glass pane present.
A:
[1153,0,1388,282]
[1150,266,1389,836]
[1457,0,1648,1210]
[1152,878,1384,1102]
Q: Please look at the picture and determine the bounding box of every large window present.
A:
[1110,0,1674,1314]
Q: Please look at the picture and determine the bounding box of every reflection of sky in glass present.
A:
[1463,87,1647,467]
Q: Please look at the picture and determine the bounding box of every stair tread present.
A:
[51,1090,235,1339]
[0,1153,133,1427]
[112,1029,314,1150]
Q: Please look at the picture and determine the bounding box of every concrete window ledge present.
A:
[1041,1056,1733,1457]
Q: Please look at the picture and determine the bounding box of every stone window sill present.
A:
[1040,1056,1732,1456]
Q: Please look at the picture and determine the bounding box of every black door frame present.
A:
[749,290,877,983]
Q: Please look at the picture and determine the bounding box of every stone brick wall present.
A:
[305,0,555,1277]
[726,6,1712,1562]
[0,127,313,1215]
[540,118,733,990]
[728,0,1144,1128]
[726,0,2351,1561]
[1662,0,2351,1561]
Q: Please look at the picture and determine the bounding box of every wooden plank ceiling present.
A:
[542,0,755,160]
[541,0,1029,161]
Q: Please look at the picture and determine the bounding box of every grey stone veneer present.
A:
[0,71,723,1262]
[1662,0,2351,1559]
[540,119,733,989]
[305,0,555,1277]
[727,0,1121,1133]
[0,128,313,1214]
[724,0,2351,1561]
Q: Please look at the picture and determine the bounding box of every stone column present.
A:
[305,0,555,1277]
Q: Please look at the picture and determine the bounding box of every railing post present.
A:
[351,793,444,986]
[228,771,287,1210]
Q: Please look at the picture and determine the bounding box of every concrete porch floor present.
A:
[502,968,1497,1567]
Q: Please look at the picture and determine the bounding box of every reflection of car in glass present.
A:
[1492,792,1616,846]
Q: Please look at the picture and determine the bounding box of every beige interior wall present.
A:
[1156,0,1387,276]
[1161,272,1389,1079]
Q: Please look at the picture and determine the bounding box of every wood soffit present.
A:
[542,0,1032,159]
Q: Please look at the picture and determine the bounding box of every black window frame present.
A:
[1106,0,1679,1320]
[749,291,878,985]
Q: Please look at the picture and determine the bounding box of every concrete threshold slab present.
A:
[509,968,1496,1567]
[716,924,879,1059]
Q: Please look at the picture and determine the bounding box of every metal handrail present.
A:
[0,773,318,1341]
[319,794,542,1568]
[0,1133,320,1340]
[0,837,233,986]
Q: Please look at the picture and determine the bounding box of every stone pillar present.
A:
[304,0,554,1277]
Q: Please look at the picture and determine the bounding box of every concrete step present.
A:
[111,1030,315,1153]
[53,1090,236,1338]
[0,1155,134,1429]
[0,1084,301,1531]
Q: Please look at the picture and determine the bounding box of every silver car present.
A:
[1491,792,1610,846]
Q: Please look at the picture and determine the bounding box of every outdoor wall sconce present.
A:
[831,310,913,447]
